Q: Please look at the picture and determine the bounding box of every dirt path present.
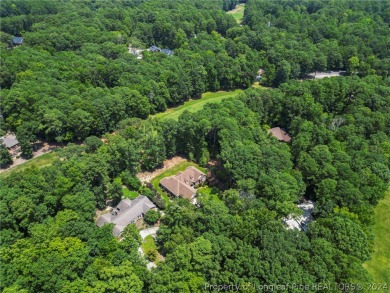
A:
[136,156,187,183]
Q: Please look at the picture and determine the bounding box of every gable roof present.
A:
[161,48,173,56]
[149,45,161,52]
[12,37,23,45]
[268,127,292,142]
[96,196,156,237]
[160,166,205,199]
[160,176,196,199]
[0,134,19,148]
[148,46,173,56]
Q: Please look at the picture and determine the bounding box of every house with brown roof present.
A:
[96,195,156,237]
[160,166,206,200]
[268,127,292,143]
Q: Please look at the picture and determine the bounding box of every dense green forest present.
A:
[1,0,390,292]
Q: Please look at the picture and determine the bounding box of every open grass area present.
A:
[122,187,139,199]
[364,190,390,285]
[150,161,206,204]
[142,235,157,253]
[152,90,243,121]
[0,152,58,178]
[227,4,245,24]
[197,186,222,203]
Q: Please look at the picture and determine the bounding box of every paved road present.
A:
[139,227,159,240]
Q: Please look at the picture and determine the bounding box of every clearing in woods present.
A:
[0,152,58,178]
[152,90,243,121]
[364,190,390,286]
[227,4,245,24]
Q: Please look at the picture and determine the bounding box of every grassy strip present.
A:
[0,152,58,178]
[152,90,243,121]
[150,161,206,204]
[141,235,157,253]
[364,190,390,285]
[227,4,245,24]
[122,187,139,199]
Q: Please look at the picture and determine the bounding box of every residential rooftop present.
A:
[160,166,205,199]
[268,127,292,142]
[0,134,19,148]
[97,196,156,237]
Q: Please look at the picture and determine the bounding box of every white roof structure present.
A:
[284,200,314,231]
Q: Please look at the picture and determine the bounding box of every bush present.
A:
[85,136,102,153]
[146,249,158,262]
[144,209,160,225]
[0,145,13,167]
[120,171,142,190]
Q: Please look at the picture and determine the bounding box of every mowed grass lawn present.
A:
[0,152,58,178]
[152,90,243,121]
[227,4,245,24]
[151,161,206,204]
[122,187,139,199]
[142,235,157,254]
[364,190,390,285]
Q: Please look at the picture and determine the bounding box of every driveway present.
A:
[139,227,159,240]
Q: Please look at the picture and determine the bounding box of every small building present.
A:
[0,134,20,156]
[12,36,23,46]
[149,45,161,52]
[148,46,174,56]
[96,196,156,237]
[160,166,206,200]
[268,127,292,143]
[160,48,173,56]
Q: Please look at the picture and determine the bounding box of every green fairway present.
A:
[152,90,243,120]
[0,152,58,178]
[227,4,245,24]
[364,190,390,285]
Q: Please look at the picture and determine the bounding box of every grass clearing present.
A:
[0,152,58,178]
[152,90,243,121]
[227,4,245,24]
[122,187,139,199]
[142,235,157,253]
[364,190,390,285]
[151,161,206,204]
[197,186,222,203]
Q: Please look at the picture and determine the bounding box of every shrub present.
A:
[144,209,160,225]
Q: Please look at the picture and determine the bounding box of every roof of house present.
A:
[148,46,173,56]
[0,134,19,148]
[12,37,23,45]
[160,166,205,199]
[284,200,314,231]
[161,48,173,56]
[96,196,156,237]
[268,127,292,142]
[149,45,161,52]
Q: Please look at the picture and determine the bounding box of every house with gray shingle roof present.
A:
[0,134,20,156]
[12,36,23,46]
[0,134,19,149]
[148,46,174,56]
[97,196,156,237]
